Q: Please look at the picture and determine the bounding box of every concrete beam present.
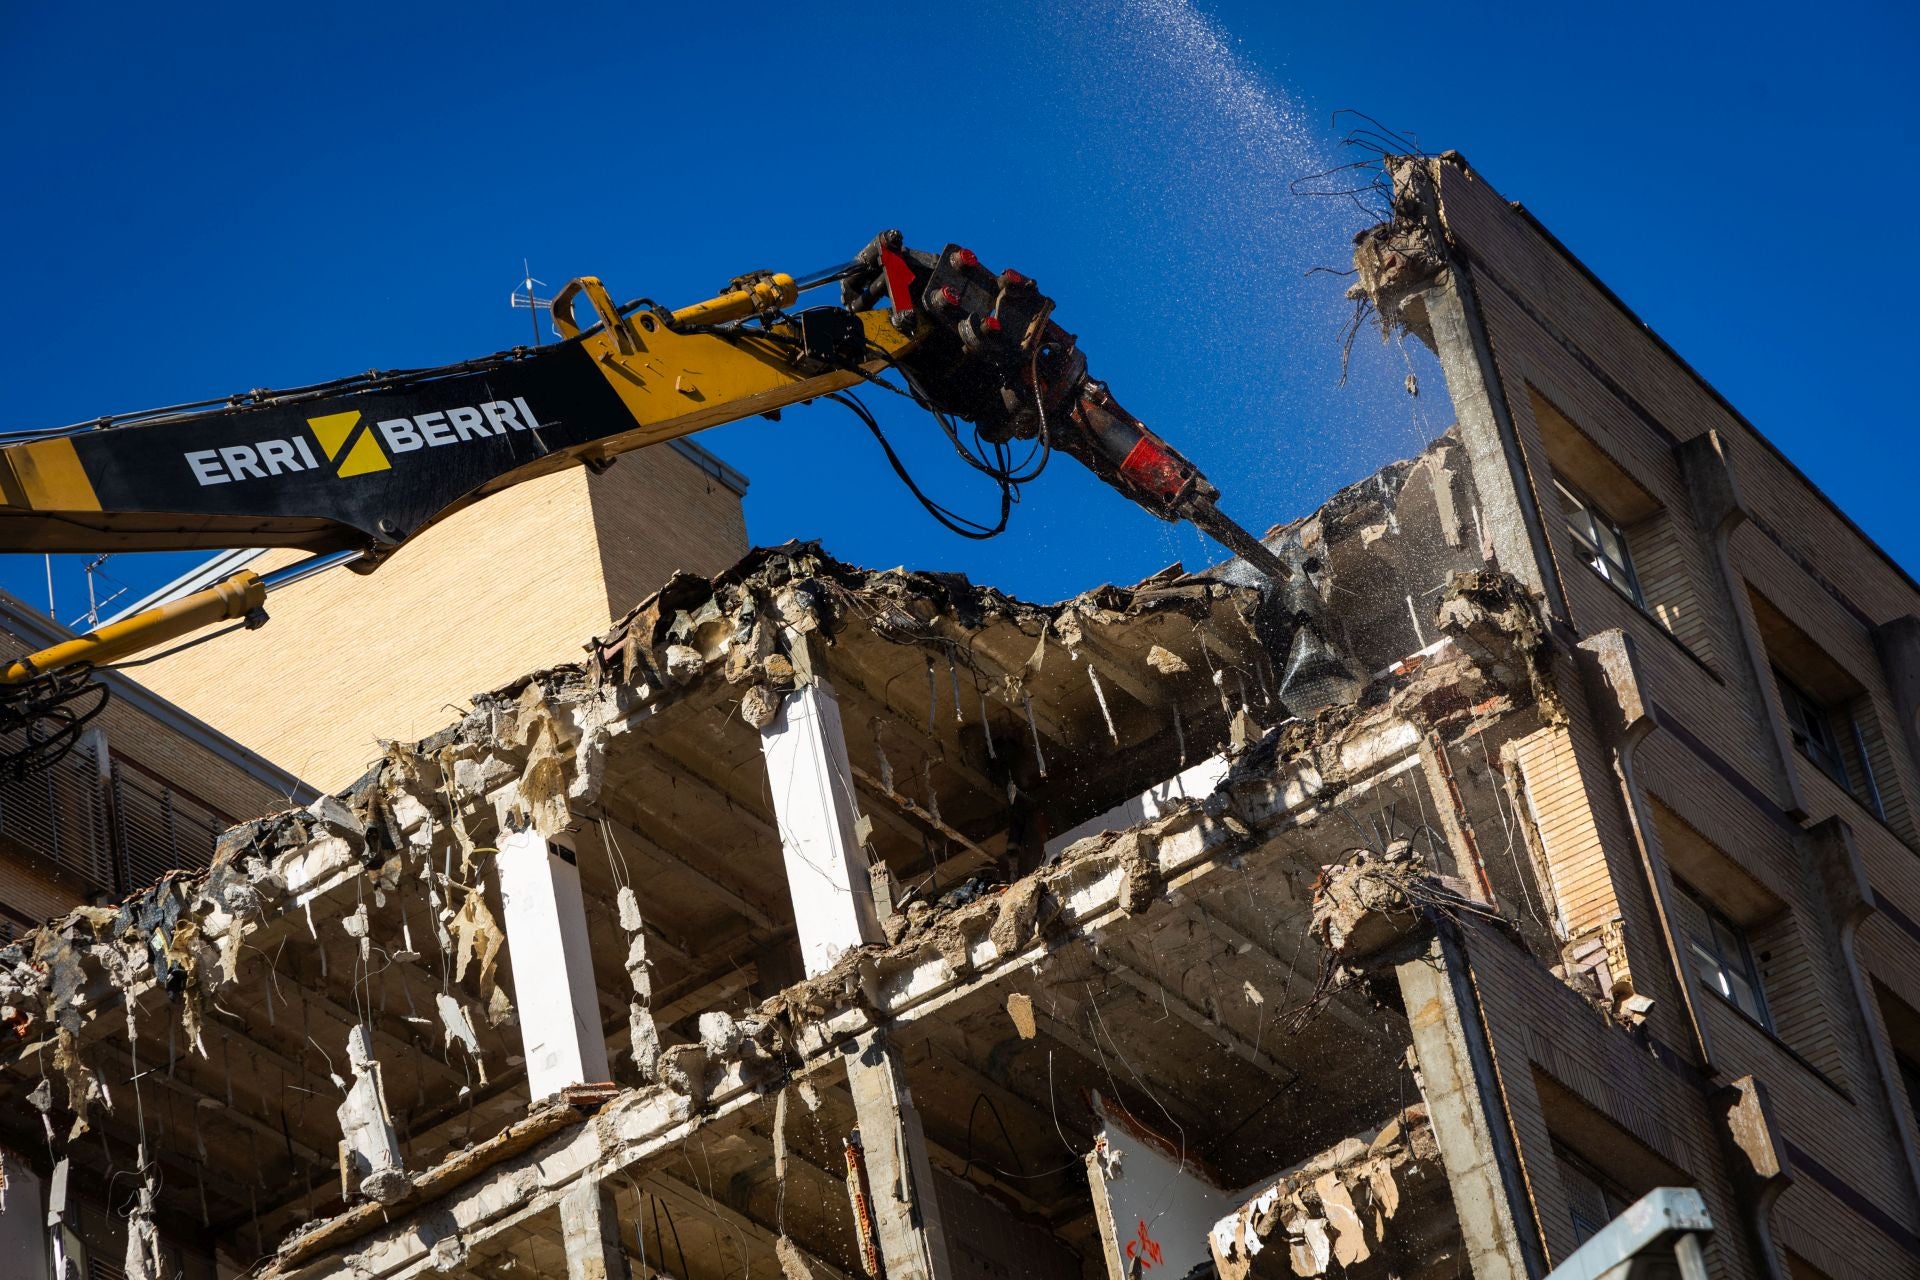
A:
[759,670,885,976]
[843,1032,956,1280]
[497,828,612,1100]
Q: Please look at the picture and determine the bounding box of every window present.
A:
[1554,478,1645,607]
[1776,669,1848,787]
[1677,882,1771,1028]
[1774,668,1886,820]
[1556,1145,1632,1247]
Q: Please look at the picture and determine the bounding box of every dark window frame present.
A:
[1774,668,1887,819]
[1554,477,1645,608]
[1554,1143,1634,1247]
[1676,882,1772,1030]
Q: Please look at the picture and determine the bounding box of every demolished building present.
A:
[4,151,1920,1280]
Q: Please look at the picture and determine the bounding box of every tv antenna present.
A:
[511,261,553,346]
[77,554,129,629]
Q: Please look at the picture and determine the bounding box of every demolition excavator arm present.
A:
[0,233,1352,773]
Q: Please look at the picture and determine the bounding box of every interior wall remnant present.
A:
[496,827,612,1100]
[0,1146,51,1280]
[1085,1093,1237,1280]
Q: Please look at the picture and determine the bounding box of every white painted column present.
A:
[759,677,884,976]
[497,828,611,1100]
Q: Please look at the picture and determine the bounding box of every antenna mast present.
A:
[510,261,553,347]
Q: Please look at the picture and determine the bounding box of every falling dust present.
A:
[1047,0,1448,566]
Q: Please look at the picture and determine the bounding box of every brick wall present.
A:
[1421,153,1920,1273]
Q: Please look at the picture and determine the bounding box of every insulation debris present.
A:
[336,1025,412,1205]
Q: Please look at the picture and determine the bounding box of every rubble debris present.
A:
[1346,156,1448,344]
[1208,1105,1439,1280]
[124,1174,164,1280]
[1310,847,1483,969]
[448,886,504,998]
[1434,569,1560,719]
[776,1234,816,1280]
[1006,991,1037,1040]
[1146,644,1190,676]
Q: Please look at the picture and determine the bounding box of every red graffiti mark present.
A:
[1124,1219,1163,1269]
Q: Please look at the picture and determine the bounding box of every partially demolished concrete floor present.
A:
[1,430,1562,1280]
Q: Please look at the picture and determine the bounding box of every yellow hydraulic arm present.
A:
[2,231,1335,764]
[1,259,915,686]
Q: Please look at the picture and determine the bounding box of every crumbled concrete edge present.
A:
[1346,153,1455,347]
[0,479,1553,1263]
[254,565,1550,1276]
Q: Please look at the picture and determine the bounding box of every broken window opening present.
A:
[1553,477,1644,609]
[1674,881,1771,1030]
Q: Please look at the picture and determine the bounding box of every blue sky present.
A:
[2,1,1913,625]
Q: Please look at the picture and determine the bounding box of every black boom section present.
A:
[68,342,635,550]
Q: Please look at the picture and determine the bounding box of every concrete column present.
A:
[1413,273,1567,619]
[845,1032,955,1280]
[1395,927,1547,1280]
[560,1181,630,1280]
[758,667,884,977]
[497,827,610,1101]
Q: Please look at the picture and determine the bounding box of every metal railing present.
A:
[0,736,114,890]
[111,759,225,890]
[0,733,227,897]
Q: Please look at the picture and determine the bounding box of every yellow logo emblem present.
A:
[307,411,390,478]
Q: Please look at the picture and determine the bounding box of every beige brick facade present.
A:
[125,442,746,790]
